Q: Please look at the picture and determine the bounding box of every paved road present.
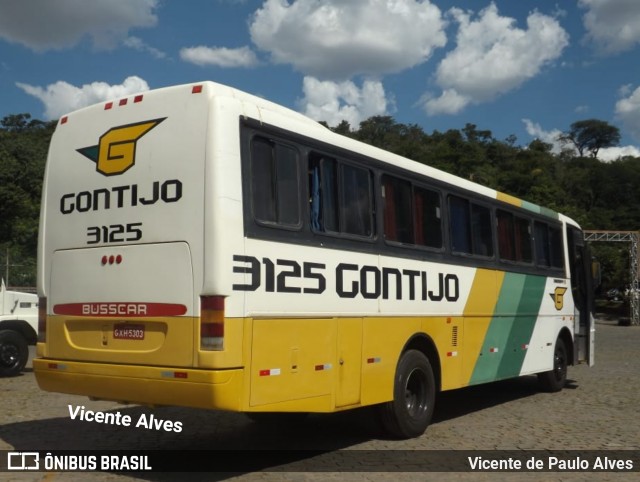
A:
[1,319,638,481]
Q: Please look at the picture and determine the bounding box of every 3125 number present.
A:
[86,222,143,244]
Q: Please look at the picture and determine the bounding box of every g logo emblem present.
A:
[77,118,166,176]
[550,287,568,310]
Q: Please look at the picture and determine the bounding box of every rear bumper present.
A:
[33,358,244,411]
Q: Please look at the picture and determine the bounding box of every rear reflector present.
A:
[200,296,224,351]
[161,371,188,379]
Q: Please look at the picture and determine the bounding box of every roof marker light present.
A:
[119,99,128,106]
[134,94,144,103]
[192,85,203,94]
[104,102,113,110]
[60,116,68,125]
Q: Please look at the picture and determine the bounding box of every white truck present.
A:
[0,280,38,376]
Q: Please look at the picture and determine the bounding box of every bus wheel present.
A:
[538,337,567,392]
[0,330,28,377]
[379,349,435,439]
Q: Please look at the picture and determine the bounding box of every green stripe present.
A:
[495,275,546,379]
[469,273,546,384]
[469,272,524,384]
[539,206,559,219]
[521,200,559,220]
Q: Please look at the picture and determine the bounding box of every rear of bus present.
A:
[34,83,244,410]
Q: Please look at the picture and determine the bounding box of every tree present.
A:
[462,123,492,144]
[1,113,46,132]
[0,115,55,285]
[558,119,621,158]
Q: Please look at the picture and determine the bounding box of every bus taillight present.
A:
[38,297,47,343]
[200,296,224,351]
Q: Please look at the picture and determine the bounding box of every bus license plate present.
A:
[113,324,145,340]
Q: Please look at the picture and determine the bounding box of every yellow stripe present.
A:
[461,269,505,384]
[496,191,522,207]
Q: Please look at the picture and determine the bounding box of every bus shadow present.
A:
[433,375,578,423]
[0,376,571,480]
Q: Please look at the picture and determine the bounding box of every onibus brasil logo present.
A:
[77,118,166,176]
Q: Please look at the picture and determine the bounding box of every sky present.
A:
[1,0,640,161]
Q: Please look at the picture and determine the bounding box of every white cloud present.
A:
[522,118,565,153]
[615,85,640,141]
[0,0,158,51]
[579,0,640,54]
[597,145,640,161]
[16,76,150,119]
[180,46,259,68]
[123,36,166,59]
[424,4,568,116]
[249,0,446,79]
[300,76,391,127]
[619,83,634,97]
[523,118,640,161]
[420,89,471,116]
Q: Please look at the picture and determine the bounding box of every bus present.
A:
[34,81,595,439]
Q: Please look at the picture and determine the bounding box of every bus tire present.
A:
[378,349,435,439]
[0,330,29,377]
[537,337,567,392]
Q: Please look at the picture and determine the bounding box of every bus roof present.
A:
[57,80,578,228]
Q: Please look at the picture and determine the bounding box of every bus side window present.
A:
[309,154,338,233]
[250,136,300,227]
[497,210,532,263]
[497,210,515,260]
[341,163,373,236]
[309,153,373,238]
[549,226,564,268]
[471,203,493,257]
[450,196,492,257]
[414,186,442,249]
[534,221,550,267]
[534,221,564,269]
[514,216,533,263]
[382,175,413,244]
[449,196,471,254]
[383,176,442,249]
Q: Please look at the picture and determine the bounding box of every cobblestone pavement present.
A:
[1,319,638,481]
